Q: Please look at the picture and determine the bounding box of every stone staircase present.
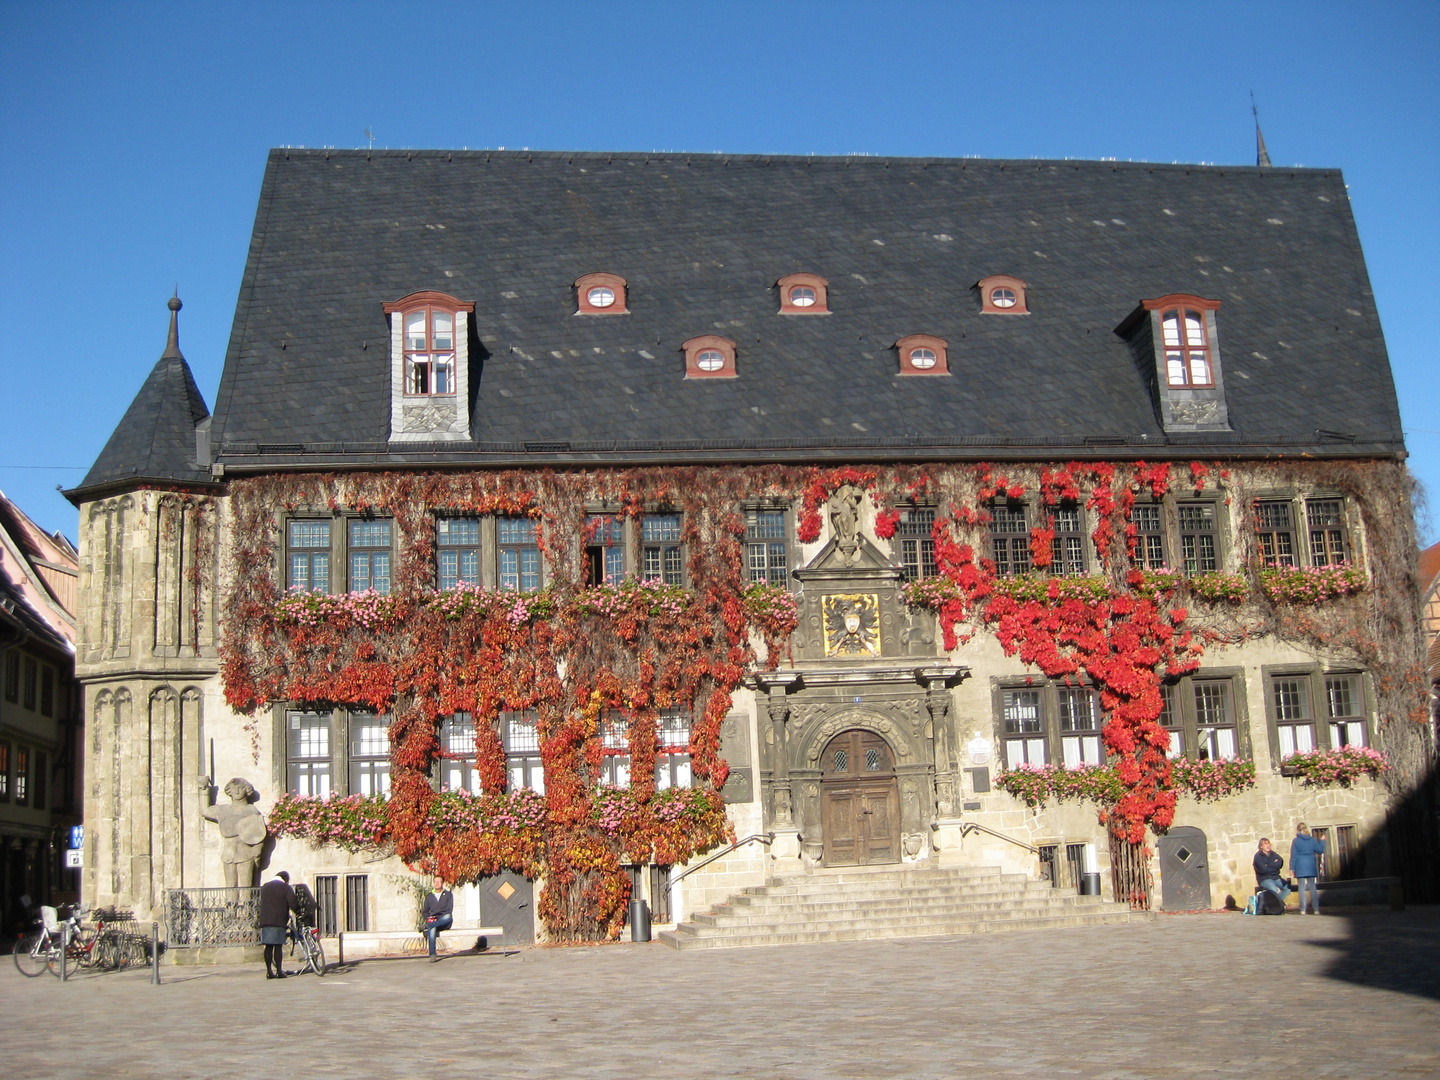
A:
[658,863,1145,950]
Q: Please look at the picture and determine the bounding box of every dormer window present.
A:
[777,273,829,315]
[978,275,1029,315]
[683,335,737,378]
[1159,306,1213,387]
[896,334,949,376]
[402,307,455,395]
[576,272,629,315]
[383,290,475,443]
[1114,293,1228,434]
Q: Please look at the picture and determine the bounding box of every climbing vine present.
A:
[217,456,1435,933]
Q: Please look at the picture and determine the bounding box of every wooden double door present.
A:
[820,729,901,867]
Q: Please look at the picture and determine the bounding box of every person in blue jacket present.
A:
[1290,822,1326,914]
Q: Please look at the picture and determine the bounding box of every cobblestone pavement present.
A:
[6,908,1439,1079]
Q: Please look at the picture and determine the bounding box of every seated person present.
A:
[1253,838,1292,902]
[422,876,453,961]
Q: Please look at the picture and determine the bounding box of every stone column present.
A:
[766,694,794,828]
[926,679,957,818]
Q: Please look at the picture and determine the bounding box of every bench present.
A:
[337,926,505,964]
[1316,876,1404,910]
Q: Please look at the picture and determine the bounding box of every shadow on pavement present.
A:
[1312,907,1440,1001]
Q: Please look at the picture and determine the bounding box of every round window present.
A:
[789,285,817,308]
[587,286,616,309]
[990,287,1017,309]
[909,348,937,370]
[696,349,726,372]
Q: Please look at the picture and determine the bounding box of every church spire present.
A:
[1251,91,1272,168]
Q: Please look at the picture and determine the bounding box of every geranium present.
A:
[1185,571,1249,603]
[1170,757,1256,801]
[1258,564,1367,604]
[1281,745,1388,787]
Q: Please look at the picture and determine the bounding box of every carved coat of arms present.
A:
[822,593,880,656]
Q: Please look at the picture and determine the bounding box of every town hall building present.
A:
[67,148,1431,951]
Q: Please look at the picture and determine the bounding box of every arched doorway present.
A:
[820,729,901,866]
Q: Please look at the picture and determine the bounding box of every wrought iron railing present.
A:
[166,887,262,947]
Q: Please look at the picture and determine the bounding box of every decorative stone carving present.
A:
[829,485,865,566]
[199,777,266,888]
[902,833,925,857]
[821,593,880,656]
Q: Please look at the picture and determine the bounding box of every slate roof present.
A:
[74,299,212,498]
[202,151,1409,470]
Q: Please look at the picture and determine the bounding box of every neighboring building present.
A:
[1422,541,1440,731]
[0,490,83,932]
[67,150,1432,947]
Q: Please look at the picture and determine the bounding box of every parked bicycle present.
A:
[287,912,326,976]
[13,905,139,977]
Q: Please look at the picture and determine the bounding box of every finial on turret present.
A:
[163,292,184,359]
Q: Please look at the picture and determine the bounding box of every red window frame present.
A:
[383,291,475,398]
[777,273,830,315]
[1143,294,1221,390]
[895,333,950,376]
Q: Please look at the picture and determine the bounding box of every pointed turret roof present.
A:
[68,296,214,501]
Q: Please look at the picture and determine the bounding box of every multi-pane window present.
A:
[14,745,28,805]
[3,652,17,702]
[1050,507,1087,576]
[1002,689,1045,767]
[1159,684,1182,758]
[585,515,625,586]
[1306,499,1349,566]
[439,713,478,792]
[642,514,684,585]
[896,506,938,580]
[287,520,332,593]
[990,505,1032,577]
[1254,501,1297,568]
[600,713,630,787]
[1131,504,1167,570]
[348,519,392,594]
[1177,503,1218,575]
[315,875,339,937]
[286,711,333,797]
[1194,681,1238,760]
[656,711,692,790]
[403,307,456,395]
[1271,677,1315,757]
[1160,307,1213,388]
[348,713,391,796]
[0,741,9,801]
[1057,687,1103,766]
[503,711,544,792]
[498,518,541,591]
[40,667,54,717]
[1325,676,1366,748]
[32,750,46,811]
[22,657,37,710]
[746,509,789,585]
[437,518,481,590]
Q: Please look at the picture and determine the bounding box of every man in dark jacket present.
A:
[1253,838,1292,904]
[421,876,454,962]
[259,870,301,979]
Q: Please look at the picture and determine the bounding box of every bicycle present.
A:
[13,906,65,977]
[287,913,326,976]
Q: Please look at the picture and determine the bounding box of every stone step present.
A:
[765,865,1014,887]
[658,909,1144,950]
[692,894,1107,927]
[734,879,1054,905]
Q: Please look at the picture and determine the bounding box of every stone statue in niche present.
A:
[199,777,267,888]
[829,485,865,566]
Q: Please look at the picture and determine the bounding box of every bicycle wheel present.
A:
[302,929,326,976]
[94,934,121,971]
[13,933,51,977]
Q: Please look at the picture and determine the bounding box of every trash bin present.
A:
[628,898,652,943]
[1080,873,1102,896]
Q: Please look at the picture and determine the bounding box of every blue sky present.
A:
[2,1,1436,544]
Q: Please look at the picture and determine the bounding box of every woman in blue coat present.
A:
[1290,822,1327,914]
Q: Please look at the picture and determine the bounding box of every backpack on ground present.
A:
[1257,889,1286,916]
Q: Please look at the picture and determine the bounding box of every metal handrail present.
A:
[665,833,776,895]
[958,822,1039,855]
